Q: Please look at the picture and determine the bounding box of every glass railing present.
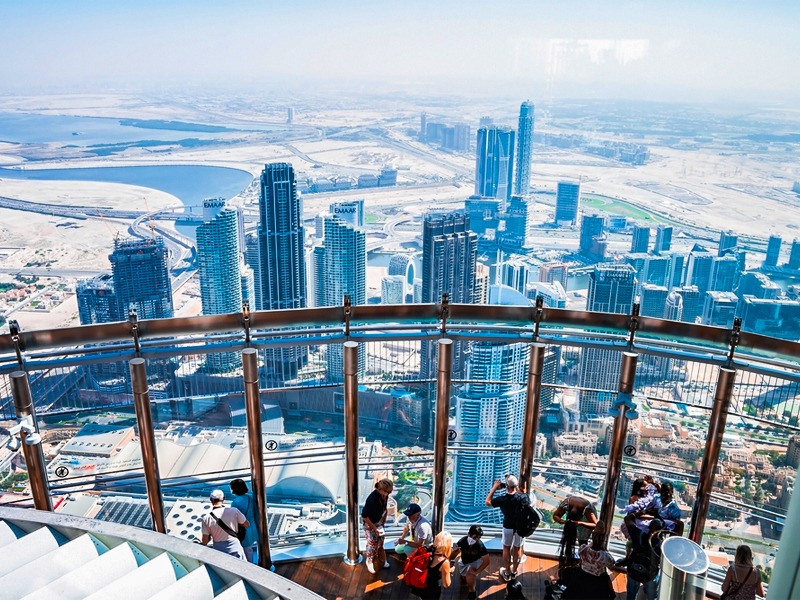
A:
[0,303,798,587]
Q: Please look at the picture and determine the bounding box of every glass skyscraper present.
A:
[109,236,174,320]
[196,199,242,372]
[257,163,308,381]
[475,126,515,204]
[513,100,534,196]
[314,216,366,382]
[578,263,636,416]
[420,211,478,438]
[555,181,581,225]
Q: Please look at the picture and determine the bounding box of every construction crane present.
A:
[142,197,157,240]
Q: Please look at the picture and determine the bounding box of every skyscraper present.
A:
[790,240,800,270]
[686,251,715,295]
[109,237,173,320]
[475,126,515,203]
[674,285,702,324]
[450,284,557,523]
[257,163,307,381]
[555,181,581,226]
[654,225,673,255]
[579,263,636,416]
[764,235,782,268]
[718,231,738,256]
[579,214,605,255]
[421,211,478,439]
[711,255,739,293]
[315,216,366,381]
[500,195,529,250]
[329,199,364,227]
[244,233,262,310]
[701,291,739,327]
[631,225,650,253]
[639,284,669,318]
[196,199,242,373]
[76,273,120,325]
[514,100,534,196]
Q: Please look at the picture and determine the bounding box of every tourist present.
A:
[721,545,763,600]
[450,525,490,600]
[485,475,528,581]
[199,489,249,560]
[229,478,258,563]
[361,478,393,573]
[395,502,433,557]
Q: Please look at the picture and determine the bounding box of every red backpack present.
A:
[403,545,432,590]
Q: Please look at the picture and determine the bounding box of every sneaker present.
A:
[468,592,477,600]
[366,558,375,574]
[384,561,390,569]
[499,567,510,582]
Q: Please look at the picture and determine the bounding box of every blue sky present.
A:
[2,1,799,101]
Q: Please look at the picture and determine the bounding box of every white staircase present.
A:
[0,507,320,600]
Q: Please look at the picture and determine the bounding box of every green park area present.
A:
[581,194,664,223]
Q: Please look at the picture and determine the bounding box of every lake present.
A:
[0,165,253,210]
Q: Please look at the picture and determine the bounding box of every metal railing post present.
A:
[10,371,52,512]
[598,351,639,548]
[519,342,545,494]
[343,341,361,566]
[432,338,453,534]
[690,366,736,544]
[129,358,166,533]
[242,348,272,569]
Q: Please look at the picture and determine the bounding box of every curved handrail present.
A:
[3,303,799,363]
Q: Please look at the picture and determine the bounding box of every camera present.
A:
[498,482,506,489]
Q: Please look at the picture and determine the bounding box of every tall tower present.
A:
[315,216,366,382]
[764,235,782,268]
[514,100,535,196]
[76,274,119,325]
[578,263,636,416]
[639,283,669,318]
[421,211,478,439]
[196,199,242,372]
[110,237,174,320]
[790,240,800,269]
[257,163,308,382]
[449,284,557,523]
[555,181,581,226]
[718,230,738,257]
[631,225,650,254]
[475,126,515,204]
[654,225,673,255]
[579,214,605,255]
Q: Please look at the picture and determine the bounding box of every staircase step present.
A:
[0,526,67,578]
[0,533,108,598]
[19,540,149,600]
[149,565,226,600]
[0,519,25,548]
[83,552,187,600]
[213,579,263,600]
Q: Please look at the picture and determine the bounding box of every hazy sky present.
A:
[2,1,799,102]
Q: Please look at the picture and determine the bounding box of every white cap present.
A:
[210,489,225,502]
[506,475,519,489]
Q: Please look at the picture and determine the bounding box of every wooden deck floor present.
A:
[274,552,629,599]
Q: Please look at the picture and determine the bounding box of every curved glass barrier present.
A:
[0,305,797,588]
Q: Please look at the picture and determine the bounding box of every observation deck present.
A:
[1,301,799,598]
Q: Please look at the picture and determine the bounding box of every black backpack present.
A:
[627,533,663,583]
[514,494,541,537]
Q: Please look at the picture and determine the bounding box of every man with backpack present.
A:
[395,502,434,557]
[485,475,529,581]
[625,517,665,600]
